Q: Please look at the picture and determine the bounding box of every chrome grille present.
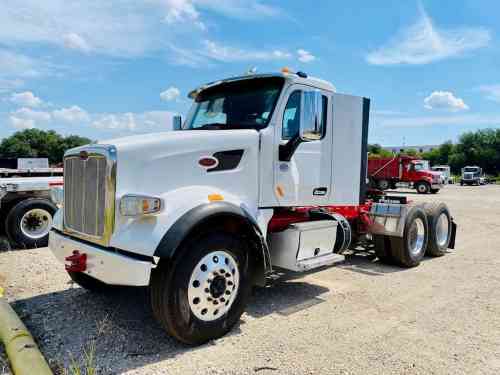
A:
[63,145,116,245]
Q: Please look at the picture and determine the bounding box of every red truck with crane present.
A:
[368,155,443,194]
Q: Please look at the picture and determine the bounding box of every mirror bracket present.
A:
[279,134,302,162]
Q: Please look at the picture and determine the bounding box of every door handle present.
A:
[313,187,328,196]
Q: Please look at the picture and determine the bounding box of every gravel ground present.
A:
[1,184,500,374]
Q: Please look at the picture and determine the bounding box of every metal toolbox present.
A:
[269,220,340,272]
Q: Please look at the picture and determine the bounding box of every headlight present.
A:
[120,195,162,216]
[50,186,64,207]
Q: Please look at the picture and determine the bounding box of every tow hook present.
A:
[65,250,87,272]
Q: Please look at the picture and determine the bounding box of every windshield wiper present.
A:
[196,123,227,130]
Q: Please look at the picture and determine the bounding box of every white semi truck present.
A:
[49,70,456,345]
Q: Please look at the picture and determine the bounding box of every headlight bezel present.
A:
[119,194,163,217]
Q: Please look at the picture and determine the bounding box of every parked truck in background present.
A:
[368,155,443,194]
[0,158,62,248]
[432,165,453,184]
[49,69,456,345]
[460,166,485,186]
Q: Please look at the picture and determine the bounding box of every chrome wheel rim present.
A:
[418,184,427,193]
[436,213,449,247]
[408,217,425,256]
[20,208,52,240]
[188,250,240,322]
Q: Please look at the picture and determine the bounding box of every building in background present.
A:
[383,145,438,154]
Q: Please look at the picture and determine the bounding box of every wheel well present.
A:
[162,213,268,286]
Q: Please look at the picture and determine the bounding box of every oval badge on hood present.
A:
[198,156,219,169]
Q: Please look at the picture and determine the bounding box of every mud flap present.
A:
[448,220,457,249]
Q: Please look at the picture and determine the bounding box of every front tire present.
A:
[151,232,254,345]
[415,181,430,194]
[377,179,390,190]
[5,198,57,248]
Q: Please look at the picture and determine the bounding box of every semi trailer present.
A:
[0,176,61,248]
[49,69,457,345]
[368,155,443,193]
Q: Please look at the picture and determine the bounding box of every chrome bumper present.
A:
[49,230,152,286]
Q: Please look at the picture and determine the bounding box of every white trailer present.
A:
[0,176,61,248]
[49,69,457,345]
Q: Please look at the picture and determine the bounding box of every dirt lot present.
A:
[1,184,500,374]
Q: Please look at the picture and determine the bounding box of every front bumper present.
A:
[49,230,152,286]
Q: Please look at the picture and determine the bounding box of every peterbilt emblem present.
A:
[198,156,219,169]
[79,151,89,161]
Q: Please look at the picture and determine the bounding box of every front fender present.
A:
[154,201,267,259]
[109,186,267,258]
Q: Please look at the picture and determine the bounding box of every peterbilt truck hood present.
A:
[101,129,260,197]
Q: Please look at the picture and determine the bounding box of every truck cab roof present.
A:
[188,71,337,99]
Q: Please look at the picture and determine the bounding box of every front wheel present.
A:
[150,232,254,345]
[377,179,390,190]
[415,181,430,194]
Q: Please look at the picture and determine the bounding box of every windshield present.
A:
[183,77,284,130]
[414,160,430,171]
[464,167,478,172]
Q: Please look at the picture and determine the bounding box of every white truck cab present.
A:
[49,70,456,345]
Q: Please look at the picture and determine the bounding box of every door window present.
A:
[282,91,301,140]
[282,91,328,140]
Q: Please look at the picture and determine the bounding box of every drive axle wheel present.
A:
[151,232,253,345]
[423,202,452,257]
[390,206,429,267]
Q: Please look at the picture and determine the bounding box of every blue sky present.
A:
[1,0,499,146]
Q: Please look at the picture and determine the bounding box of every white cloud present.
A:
[8,107,51,129]
[52,106,90,123]
[163,0,205,30]
[423,91,469,112]
[297,49,315,63]
[366,6,491,65]
[10,91,43,107]
[9,117,35,130]
[201,40,291,62]
[160,86,181,102]
[0,49,44,78]
[91,111,176,131]
[0,78,23,93]
[63,33,91,53]
[373,113,500,128]
[13,107,52,122]
[478,85,500,103]
[0,1,283,58]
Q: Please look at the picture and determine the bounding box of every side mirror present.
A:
[299,90,323,141]
[173,115,182,131]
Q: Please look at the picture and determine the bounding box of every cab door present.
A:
[273,85,332,206]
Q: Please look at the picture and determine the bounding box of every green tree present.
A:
[0,129,92,165]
